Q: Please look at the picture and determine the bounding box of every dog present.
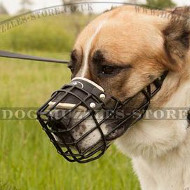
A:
[65,5,190,190]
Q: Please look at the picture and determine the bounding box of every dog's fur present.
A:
[70,6,190,190]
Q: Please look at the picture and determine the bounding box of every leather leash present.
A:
[0,50,69,64]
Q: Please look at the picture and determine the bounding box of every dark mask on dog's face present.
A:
[37,72,167,163]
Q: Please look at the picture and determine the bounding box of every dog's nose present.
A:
[48,101,87,130]
[48,98,88,141]
[48,114,74,145]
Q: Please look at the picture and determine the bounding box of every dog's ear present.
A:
[163,7,190,71]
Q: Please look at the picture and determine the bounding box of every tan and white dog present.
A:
[68,6,190,190]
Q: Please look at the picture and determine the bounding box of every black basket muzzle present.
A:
[37,73,167,163]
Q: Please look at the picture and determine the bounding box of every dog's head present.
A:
[39,6,190,161]
[71,6,189,103]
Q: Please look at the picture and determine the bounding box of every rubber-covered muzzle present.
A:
[37,72,168,163]
[37,77,109,163]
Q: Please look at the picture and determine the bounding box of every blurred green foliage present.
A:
[146,0,176,9]
[0,13,94,52]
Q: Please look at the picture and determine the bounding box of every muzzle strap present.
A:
[0,50,69,64]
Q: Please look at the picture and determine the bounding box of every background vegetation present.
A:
[0,14,94,52]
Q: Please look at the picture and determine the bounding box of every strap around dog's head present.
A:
[187,110,190,126]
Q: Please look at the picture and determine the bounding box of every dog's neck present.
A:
[115,69,190,190]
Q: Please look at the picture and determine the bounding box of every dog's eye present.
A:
[102,65,114,74]
[100,65,121,76]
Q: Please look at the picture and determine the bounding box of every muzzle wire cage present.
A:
[37,78,110,163]
[37,72,168,163]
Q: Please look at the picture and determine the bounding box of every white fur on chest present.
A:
[132,146,190,190]
[115,80,190,190]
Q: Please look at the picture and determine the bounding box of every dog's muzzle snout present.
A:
[37,72,168,163]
